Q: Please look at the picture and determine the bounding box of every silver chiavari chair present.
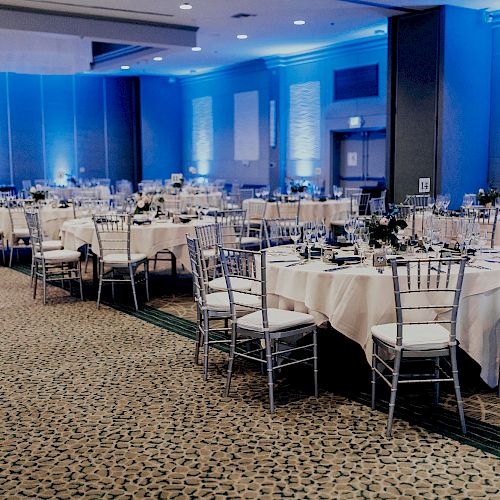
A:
[215,209,246,248]
[369,197,385,216]
[6,200,30,267]
[276,199,301,220]
[358,193,371,216]
[25,208,83,304]
[263,218,299,248]
[371,256,467,437]
[463,206,498,249]
[93,214,149,311]
[220,246,318,413]
[186,236,260,381]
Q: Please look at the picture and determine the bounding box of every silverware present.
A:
[270,259,300,263]
[285,260,309,267]
[480,259,500,264]
[324,265,349,272]
[467,263,491,270]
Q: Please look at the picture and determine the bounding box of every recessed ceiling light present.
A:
[153,56,163,62]
[294,20,306,25]
[236,34,248,39]
[121,65,130,70]
[375,29,386,35]
[191,46,201,51]
[179,3,192,10]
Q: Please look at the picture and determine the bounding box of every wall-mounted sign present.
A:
[348,116,363,129]
[418,177,431,193]
[347,152,358,167]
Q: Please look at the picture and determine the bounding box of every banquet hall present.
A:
[0,0,499,497]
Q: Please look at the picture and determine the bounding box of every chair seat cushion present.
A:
[41,240,63,251]
[240,236,261,246]
[35,249,81,262]
[206,291,260,312]
[13,227,30,237]
[209,276,252,292]
[371,323,450,350]
[237,308,315,333]
[102,253,147,265]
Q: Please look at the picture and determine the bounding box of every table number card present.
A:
[373,250,387,269]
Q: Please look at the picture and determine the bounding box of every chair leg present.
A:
[96,261,103,309]
[202,312,210,381]
[265,332,275,414]
[30,254,35,287]
[225,324,237,397]
[84,245,90,273]
[434,357,441,406]
[129,264,139,311]
[313,329,318,397]
[9,244,14,267]
[450,346,467,434]
[33,261,38,299]
[386,350,402,437]
[144,260,150,302]
[371,341,377,410]
[42,263,47,305]
[78,261,84,301]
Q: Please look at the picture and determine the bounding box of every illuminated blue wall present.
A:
[489,23,500,188]
[0,73,136,189]
[140,76,182,181]
[181,60,271,185]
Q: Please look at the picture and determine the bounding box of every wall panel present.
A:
[9,73,44,186]
[42,75,76,184]
[0,74,10,185]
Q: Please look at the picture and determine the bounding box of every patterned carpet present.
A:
[0,265,499,498]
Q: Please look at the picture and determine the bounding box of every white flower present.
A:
[29,186,37,194]
[137,200,145,209]
[379,217,389,226]
[134,192,141,201]
[478,188,485,194]
[143,195,151,204]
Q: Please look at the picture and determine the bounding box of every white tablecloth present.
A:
[0,206,74,243]
[242,199,352,223]
[60,217,213,270]
[264,248,500,387]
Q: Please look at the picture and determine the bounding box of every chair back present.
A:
[7,201,28,231]
[404,194,431,209]
[115,180,133,196]
[263,218,299,247]
[390,257,466,348]
[277,199,300,219]
[24,208,45,256]
[239,188,255,202]
[463,206,498,248]
[358,193,371,215]
[462,193,478,207]
[219,246,264,325]
[92,214,131,260]
[215,209,246,247]
[369,197,385,215]
[246,200,267,220]
[186,235,210,309]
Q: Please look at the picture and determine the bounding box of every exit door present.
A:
[331,129,386,190]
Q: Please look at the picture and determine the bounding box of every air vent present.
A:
[231,13,256,18]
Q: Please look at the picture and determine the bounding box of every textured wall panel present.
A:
[192,96,213,164]
[288,81,320,161]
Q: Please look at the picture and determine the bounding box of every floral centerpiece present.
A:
[368,214,408,248]
[477,187,498,207]
[288,178,309,194]
[29,186,45,202]
[133,192,152,214]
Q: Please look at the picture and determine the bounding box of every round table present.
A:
[0,206,74,243]
[242,198,352,223]
[60,217,214,270]
[264,246,500,388]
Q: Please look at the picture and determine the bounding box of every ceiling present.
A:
[0,0,499,76]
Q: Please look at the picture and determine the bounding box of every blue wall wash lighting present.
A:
[288,81,321,177]
[192,96,213,175]
[234,90,259,161]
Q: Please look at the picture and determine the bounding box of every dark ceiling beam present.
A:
[91,47,164,72]
[337,0,420,13]
[0,4,197,48]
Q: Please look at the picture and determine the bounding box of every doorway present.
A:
[331,128,386,193]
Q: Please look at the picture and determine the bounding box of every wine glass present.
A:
[422,228,433,253]
[344,217,358,243]
[316,220,327,256]
[290,224,301,248]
